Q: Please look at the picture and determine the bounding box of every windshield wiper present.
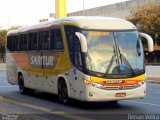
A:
[117,45,135,74]
[106,33,135,75]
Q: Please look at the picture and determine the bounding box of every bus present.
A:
[6,16,153,103]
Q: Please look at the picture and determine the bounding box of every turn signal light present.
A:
[83,79,90,84]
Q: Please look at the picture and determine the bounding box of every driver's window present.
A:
[64,26,82,69]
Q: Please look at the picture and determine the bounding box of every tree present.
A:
[0,29,7,62]
[0,25,22,62]
[8,25,22,31]
[127,3,160,44]
[0,29,7,48]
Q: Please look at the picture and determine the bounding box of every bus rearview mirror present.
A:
[139,32,154,52]
[75,32,88,53]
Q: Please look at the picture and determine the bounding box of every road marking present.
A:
[0,99,51,120]
[0,96,93,120]
[125,100,160,107]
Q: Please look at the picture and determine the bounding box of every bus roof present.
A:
[7,16,136,35]
[63,16,136,30]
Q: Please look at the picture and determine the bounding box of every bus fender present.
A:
[57,75,71,97]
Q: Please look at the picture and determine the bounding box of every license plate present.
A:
[115,93,126,97]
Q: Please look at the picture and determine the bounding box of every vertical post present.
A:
[8,16,10,30]
[82,0,85,16]
[55,0,67,18]
[83,0,85,16]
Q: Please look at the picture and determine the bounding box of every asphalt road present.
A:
[0,70,160,120]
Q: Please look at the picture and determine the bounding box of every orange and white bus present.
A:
[6,16,153,103]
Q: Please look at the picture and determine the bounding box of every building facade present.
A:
[68,0,160,19]
[68,0,160,64]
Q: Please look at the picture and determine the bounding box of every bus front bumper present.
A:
[83,82,146,102]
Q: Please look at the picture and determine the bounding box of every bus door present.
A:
[67,32,83,98]
[72,39,83,99]
[64,25,84,98]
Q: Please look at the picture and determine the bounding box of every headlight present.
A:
[95,83,103,88]
[83,79,90,85]
[83,79,104,88]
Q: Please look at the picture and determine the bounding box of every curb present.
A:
[146,77,160,81]
[0,63,6,71]
[0,69,6,71]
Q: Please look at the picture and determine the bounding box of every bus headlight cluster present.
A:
[83,80,103,88]
[92,83,103,88]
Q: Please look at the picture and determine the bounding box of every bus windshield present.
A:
[82,30,144,78]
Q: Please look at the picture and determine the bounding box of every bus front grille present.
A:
[101,84,141,90]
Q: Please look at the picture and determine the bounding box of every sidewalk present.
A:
[0,96,44,120]
[0,63,6,71]
[146,65,160,80]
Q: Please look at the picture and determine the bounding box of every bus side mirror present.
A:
[139,32,154,52]
[75,32,88,53]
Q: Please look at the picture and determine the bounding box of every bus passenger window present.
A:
[23,34,27,51]
[14,36,19,51]
[7,36,12,51]
[50,28,64,50]
[19,34,27,51]
[38,30,50,50]
[11,36,16,51]
[19,35,23,51]
[12,36,16,51]
[38,31,43,50]
[28,32,38,50]
[9,36,18,52]
[43,31,50,50]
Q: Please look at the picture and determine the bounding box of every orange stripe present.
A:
[12,52,29,69]
[97,80,142,86]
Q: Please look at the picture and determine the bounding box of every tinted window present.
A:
[7,36,12,51]
[19,34,27,51]
[28,32,37,50]
[7,35,19,51]
[50,28,63,50]
[43,31,50,50]
[12,35,19,51]
[38,31,43,50]
[38,30,50,50]
[64,26,82,67]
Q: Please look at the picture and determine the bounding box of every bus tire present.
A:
[58,79,68,104]
[18,74,28,94]
[110,101,118,105]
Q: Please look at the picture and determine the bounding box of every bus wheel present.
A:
[58,80,68,104]
[110,101,118,105]
[18,74,27,94]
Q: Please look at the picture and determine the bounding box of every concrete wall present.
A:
[146,66,160,80]
[68,0,160,19]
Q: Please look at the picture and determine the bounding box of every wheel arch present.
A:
[57,76,70,97]
[17,71,23,84]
